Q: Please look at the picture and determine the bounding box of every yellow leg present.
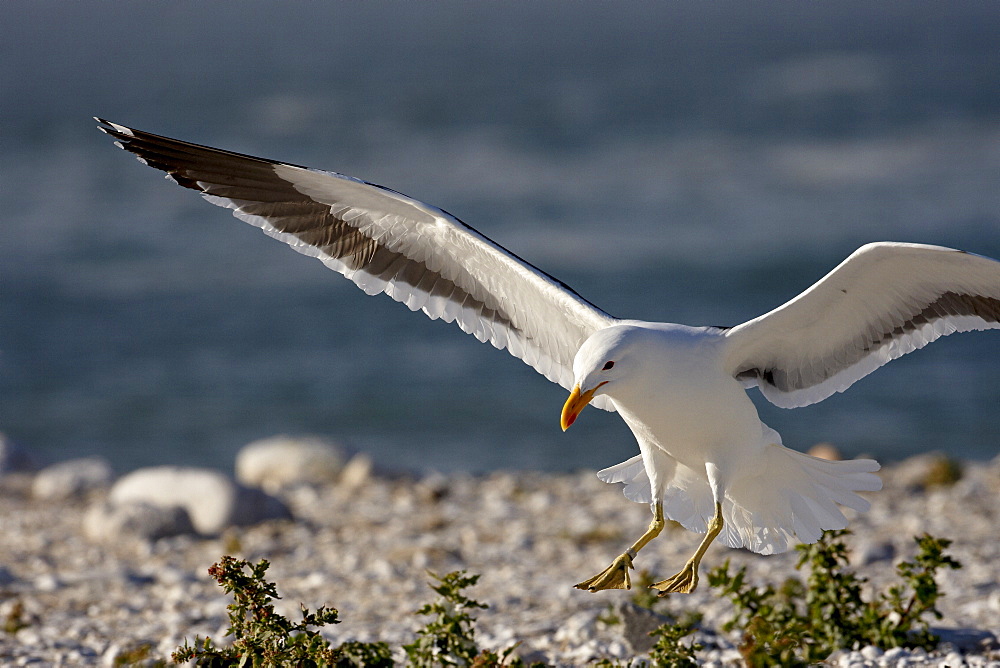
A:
[650,501,723,595]
[575,502,664,592]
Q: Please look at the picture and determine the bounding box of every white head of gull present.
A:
[97,118,1000,595]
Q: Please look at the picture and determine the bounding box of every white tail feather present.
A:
[598,442,881,556]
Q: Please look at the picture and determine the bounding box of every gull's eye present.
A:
[602,361,615,371]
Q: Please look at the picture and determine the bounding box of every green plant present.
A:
[114,643,167,667]
[171,556,389,667]
[403,571,486,666]
[3,599,28,635]
[707,530,961,666]
[169,532,962,667]
[921,455,963,488]
[878,533,962,648]
[333,640,394,667]
[403,570,531,667]
[645,614,703,668]
[592,613,702,668]
[174,560,544,667]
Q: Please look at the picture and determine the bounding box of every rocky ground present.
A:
[1,439,1000,666]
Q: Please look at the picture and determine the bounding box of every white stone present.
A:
[235,435,346,492]
[862,645,885,660]
[882,647,910,666]
[84,500,195,542]
[109,466,290,535]
[339,452,374,490]
[34,574,61,592]
[944,652,967,667]
[555,610,600,644]
[32,457,114,501]
[827,649,850,663]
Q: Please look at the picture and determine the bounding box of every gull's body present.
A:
[583,324,766,498]
[97,119,1000,593]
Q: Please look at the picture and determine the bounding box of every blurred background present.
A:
[2,1,998,474]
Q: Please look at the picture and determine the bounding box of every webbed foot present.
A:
[575,553,634,591]
[650,559,699,595]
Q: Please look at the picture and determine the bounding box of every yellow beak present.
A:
[561,382,606,431]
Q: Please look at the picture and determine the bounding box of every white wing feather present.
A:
[98,119,617,408]
[723,242,1000,408]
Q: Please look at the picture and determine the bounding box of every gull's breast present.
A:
[614,362,765,471]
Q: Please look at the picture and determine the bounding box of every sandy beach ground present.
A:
[1,449,999,666]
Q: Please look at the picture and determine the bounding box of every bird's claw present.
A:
[575,553,634,591]
[649,560,699,595]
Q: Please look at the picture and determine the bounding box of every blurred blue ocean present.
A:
[2,1,998,474]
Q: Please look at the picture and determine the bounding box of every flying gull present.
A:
[97,118,1000,594]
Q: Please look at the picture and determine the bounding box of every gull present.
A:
[97,118,1000,594]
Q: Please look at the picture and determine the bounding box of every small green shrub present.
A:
[645,614,703,668]
[922,455,963,488]
[404,570,535,667]
[708,530,961,666]
[114,643,166,667]
[592,613,702,668]
[333,640,394,667]
[173,561,532,667]
[404,571,488,666]
[3,599,28,635]
[171,556,389,667]
[173,530,964,667]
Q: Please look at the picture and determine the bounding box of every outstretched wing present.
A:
[723,242,1000,408]
[98,118,618,406]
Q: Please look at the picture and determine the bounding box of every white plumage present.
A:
[98,118,1000,594]
[726,242,1000,409]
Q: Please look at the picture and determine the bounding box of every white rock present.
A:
[862,644,884,660]
[84,500,195,542]
[339,452,374,490]
[555,609,600,644]
[100,643,125,668]
[109,466,290,535]
[32,457,114,501]
[827,649,849,663]
[943,651,967,667]
[16,627,44,647]
[882,647,910,661]
[235,435,346,492]
[34,573,61,592]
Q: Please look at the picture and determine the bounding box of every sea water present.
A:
[2,1,998,473]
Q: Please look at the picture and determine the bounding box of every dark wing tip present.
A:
[95,117,313,176]
[95,118,139,152]
[95,117,126,135]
